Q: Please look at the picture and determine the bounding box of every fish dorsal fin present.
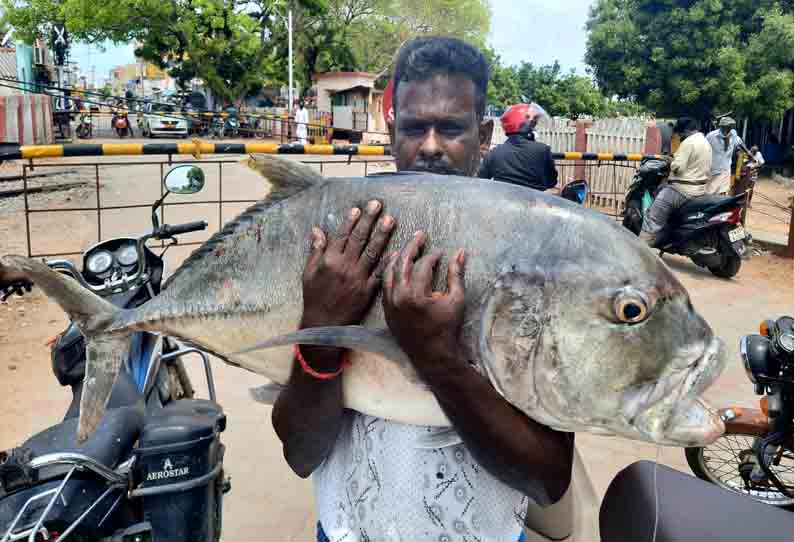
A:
[163,155,324,290]
[245,154,324,200]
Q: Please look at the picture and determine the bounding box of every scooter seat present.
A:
[21,373,144,469]
[600,460,794,542]
[677,194,743,216]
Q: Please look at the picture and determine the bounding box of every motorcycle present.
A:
[75,114,92,139]
[112,111,132,138]
[685,315,794,508]
[0,165,230,542]
[622,157,750,278]
[210,115,225,139]
[223,117,239,139]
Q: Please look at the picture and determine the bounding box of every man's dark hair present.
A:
[673,117,699,134]
[392,36,490,118]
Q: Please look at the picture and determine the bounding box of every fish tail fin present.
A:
[244,154,324,199]
[2,255,134,443]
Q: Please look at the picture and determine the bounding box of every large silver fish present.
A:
[1,155,726,446]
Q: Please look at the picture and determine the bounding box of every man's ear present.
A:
[479,118,494,156]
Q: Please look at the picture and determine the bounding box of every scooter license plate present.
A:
[729,226,747,242]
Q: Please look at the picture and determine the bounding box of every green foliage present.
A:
[585,0,794,120]
[2,0,490,103]
[1,0,320,104]
[485,49,644,119]
[350,0,491,77]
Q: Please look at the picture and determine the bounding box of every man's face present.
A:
[720,125,732,136]
[392,74,491,176]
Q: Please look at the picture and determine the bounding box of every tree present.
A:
[484,49,646,119]
[346,0,491,80]
[483,48,520,109]
[585,0,794,120]
[1,0,324,105]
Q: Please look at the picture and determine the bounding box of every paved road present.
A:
[1,147,792,540]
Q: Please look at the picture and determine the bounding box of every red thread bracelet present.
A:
[294,344,350,380]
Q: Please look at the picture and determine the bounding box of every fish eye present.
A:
[614,291,650,324]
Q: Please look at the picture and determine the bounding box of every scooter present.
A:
[560,180,589,205]
[210,115,225,139]
[75,113,92,139]
[622,157,750,278]
[0,166,230,542]
[112,111,132,138]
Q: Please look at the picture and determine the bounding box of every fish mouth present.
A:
[632,336,727,446]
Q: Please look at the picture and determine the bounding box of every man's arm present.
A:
[382,234,574,506]
[670,138,692,177]
[544,146,559,190]
[272,201,394,477]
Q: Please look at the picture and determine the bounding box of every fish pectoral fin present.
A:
[249,381,287,405]
[234,325,411,365]
[415,429,463,449]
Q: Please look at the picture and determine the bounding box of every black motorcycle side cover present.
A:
[600,460,794,541]
[133,400,225,542]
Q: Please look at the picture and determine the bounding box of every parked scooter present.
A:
[112,110,132,138]
[210,115,225,139]
[684,315,794,508]
[75,113,92,139]
[223,107,239,138]
[0,166,230,542]
[622,157,750,278]
[560,179,589,205]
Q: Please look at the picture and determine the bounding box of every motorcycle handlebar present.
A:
[156,220,208,239]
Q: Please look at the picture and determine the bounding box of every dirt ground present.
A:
[2,145,794,540]
[743,175,794,239]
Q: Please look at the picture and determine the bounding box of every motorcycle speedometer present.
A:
[117,244,139,266]
[86,250,113,274]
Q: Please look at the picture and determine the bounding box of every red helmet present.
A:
[500,103,548,135]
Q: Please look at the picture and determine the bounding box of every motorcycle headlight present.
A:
[117,244,139,266]
[741,334,774,384]
[86,250,113,274]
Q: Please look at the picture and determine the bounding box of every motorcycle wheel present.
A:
[708,253,741,278]
[686,437,794,508]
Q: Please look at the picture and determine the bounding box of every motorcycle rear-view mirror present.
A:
[163,165,206,195]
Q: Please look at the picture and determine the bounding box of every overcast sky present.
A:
[71,0,596,83]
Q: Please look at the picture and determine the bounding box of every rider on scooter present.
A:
[639,117,712,247]
[478,102,559,191]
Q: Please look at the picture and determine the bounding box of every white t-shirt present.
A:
[313,411,530,542]
[706,129,744,176]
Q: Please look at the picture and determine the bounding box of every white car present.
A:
[141,103,188,138]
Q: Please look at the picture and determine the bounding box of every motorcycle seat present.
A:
[600,460,794,542]
[21,372,144,470]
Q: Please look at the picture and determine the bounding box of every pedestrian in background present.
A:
[295,100,309,144]
[705,117,754,195]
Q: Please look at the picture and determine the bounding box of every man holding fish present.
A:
[1,35,728,542]
[272,37,574,542]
